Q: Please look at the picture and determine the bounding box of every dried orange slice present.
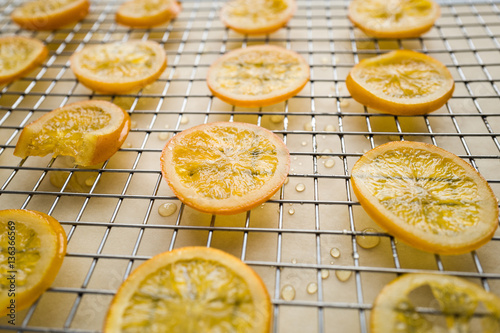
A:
[371,273,500,332]
[70,40,167,94]
[115,0,182,28]
[206,45,309,107]
[220,0,296,35]
[14,100,131,167]
[0,36,48,85]
[0,209,66,317]
[104,246,271,332]
[346,50,454,115]
[351,141,498,255]
[11,0,90,31]
[160,122,290,215]
[348,0,440,38]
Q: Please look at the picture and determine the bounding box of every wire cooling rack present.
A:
[1,0,500,332]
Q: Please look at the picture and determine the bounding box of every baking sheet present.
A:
[1,0,500,332]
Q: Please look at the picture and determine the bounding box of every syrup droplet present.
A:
[321,148,332,158]
[335,270,352,282]
[291,258,297,264]
[180,115,189,124]
[270,115,284,123]
[304,122,313,131]
[325,124,336,132]
[122,142,132,148]
[284,177,289,185]
[85,176,97,187]
[321,269,330,279]
[306,282,318,294]
[281,285,296,301]
[330,247,340,258]
[356,228,381,249]
[295,183,305,192]
[325,159,335,168]
[158,202,178,217]
[158,132,170,140]
[301,141,307,146]
[340,99,350,108]
[288,207,295,215]
[130,120,137,128]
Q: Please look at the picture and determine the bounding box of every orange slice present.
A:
[371,273,500,332]
[11,0,90,31]
[160,122,290,215]
[206,45,309,107]
[0,209,66,316]
[348,0,440,38]
[0,36,48,85]
[346,50,454,115]
[104,246,271,332]
[351,141,498,255]
[115,0,182,28]
[220,0,296,35]
[14,100,131,166]
[70,40,167,94]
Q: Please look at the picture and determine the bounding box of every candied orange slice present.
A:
[104,246,271,333]
[372,273,500,332]
[115,0,182,28]
[160,122,290,215]
[346,50,454,115]
[0,36,48,85]
[207,45,309,107]
[0,209,66,317]
[348,0,440,38]
[11,0,90,31]
[14,100,131,166]
[220,0,296,35]
[70,40,167,94]
[351,141,498,255]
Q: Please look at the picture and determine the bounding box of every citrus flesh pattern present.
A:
[0,220,41,290]
[77,43,160,81]
[214,49,305,97]
[20,106,112,158]
[0,37,47,84]
[222,0,291,30]
[355,147,482,235]
[15,0,79,16]
[120,259,257,332]
[172,126,279,200]
[349,0,438,37]
[353,57,447,102]
[372,274,500,332]
[119,0,176,17]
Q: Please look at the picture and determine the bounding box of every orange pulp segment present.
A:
[14,100,131,166]
[371,273,500,332]
[351,141,498,255]
[348,0,440,38]
[70,40,167,94]
[0,36,48,85]
[206,45,309,107]
[11,0,90,30]
[115,0,182,28]
[346,50,454,115]
[161,122,290,215]
[0,209,66,316]
[104,246,271,332]
[220,0,296,35]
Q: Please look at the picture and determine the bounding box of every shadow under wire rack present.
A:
[1,0,500,332]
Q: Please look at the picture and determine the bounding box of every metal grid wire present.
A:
[1,0,500,332]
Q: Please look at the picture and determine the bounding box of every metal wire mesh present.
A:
[1,0,500,332]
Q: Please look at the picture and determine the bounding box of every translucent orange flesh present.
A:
[354,148,482,235]
[381,276,500,332]
[214,50,305,96]
[353,0,435,30]
[18,0,79,15]
[78,43,159,79]
[172,127,279,199]
[0,39,39,72]
[355,58,446,99]
[0,220,41,289]
[25,106,112,157]
[225,0,289,25]
[120,0,175,16]
[121,259,257,332]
